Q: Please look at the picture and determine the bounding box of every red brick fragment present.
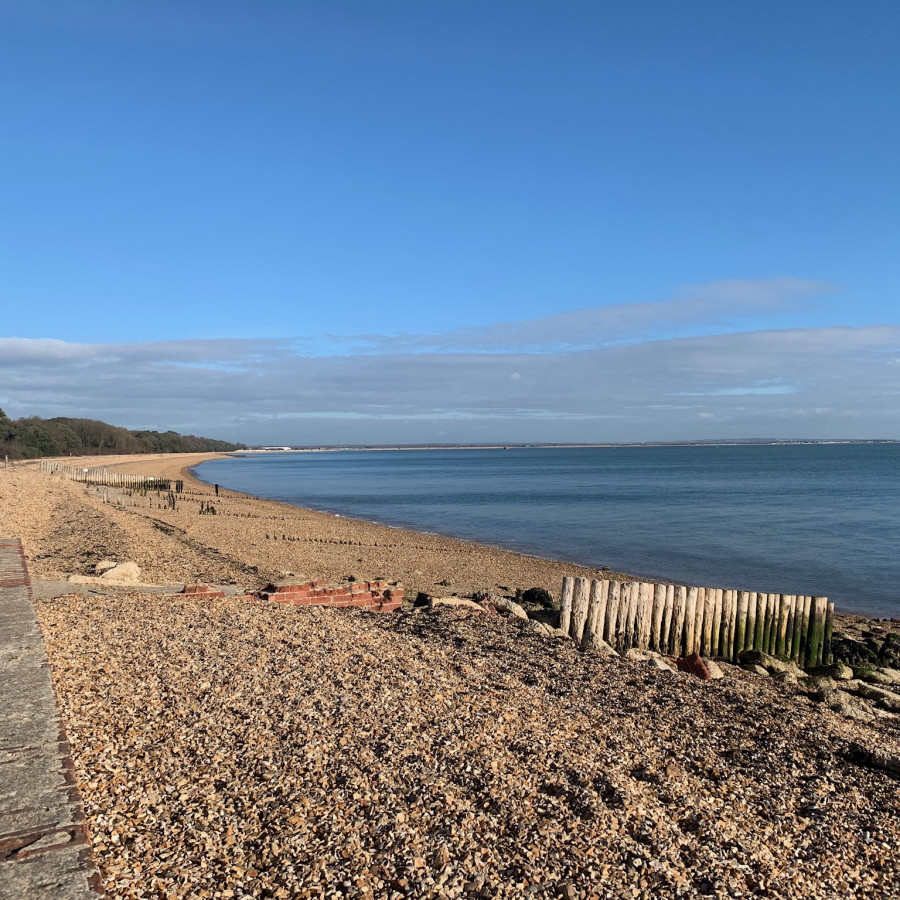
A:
[675,652,712,681]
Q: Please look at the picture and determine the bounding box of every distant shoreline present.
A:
[240,438,900,453]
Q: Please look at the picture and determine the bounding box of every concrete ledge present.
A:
[0,538,104,898]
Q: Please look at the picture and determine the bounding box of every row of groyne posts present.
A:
[39,460,180,492]
[560,576,834,669]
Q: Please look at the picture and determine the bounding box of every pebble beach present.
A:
[2,454,900,899]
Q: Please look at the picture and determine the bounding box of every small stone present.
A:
[741,663,770,677]
[624,648,660,662]
[705,659,725,680]
[646,656,676,672]
[559,883,577,900]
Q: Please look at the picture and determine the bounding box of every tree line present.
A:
[0,409,246,459]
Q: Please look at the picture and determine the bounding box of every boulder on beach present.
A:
[99,561,141,584]
[481,595,529,620]
[807,662,854,681]
[738,649,805,678]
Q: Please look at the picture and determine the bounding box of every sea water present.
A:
[193,444,900,617]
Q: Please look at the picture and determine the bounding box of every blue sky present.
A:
[1,1,899,443]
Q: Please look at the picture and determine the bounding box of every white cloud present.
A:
[1,320,899,443]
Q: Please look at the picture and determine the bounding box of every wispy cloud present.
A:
[345,277,838,353]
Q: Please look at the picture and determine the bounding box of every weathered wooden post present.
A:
[768,593,779,654]
[787,596,802,662]
[672,585,687,656]
[823,600,834,665]
[650,584,666,652]
[772,593,783,655]
[602,581,619,646]
[710,588,724,657]
[762,593,771,654]
[661,584,675,654]
[571,577,591,641]
[808,596,828,667]
[701,587,715,657]
[622,582,639,651]
[583,579,609,648]
[683,587,698,656]
[560,577,574,636]
[796,596,812,665]
[735,591,750,657]
[693,587,706,655]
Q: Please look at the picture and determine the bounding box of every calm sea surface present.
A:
[193,445,900,617]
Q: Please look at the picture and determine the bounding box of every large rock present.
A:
[741,663,771,677]
[855,682,900,713]
[846,743,900,776]
[825,690,877,723]
[856,666,900,686]
[831,634,879,668]
[94,559,117,575]
[738,649,804,678]
[807,662,853,681]
[624,648,661,662]
[518,586,554,609]
[432,597,483,613]
[484,595,529,620]
[100,561,141,584]
[582,632,617,655]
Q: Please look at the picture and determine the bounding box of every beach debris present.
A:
[181,583,226,599]
[645,655,676,672]
[256,579,403,611]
